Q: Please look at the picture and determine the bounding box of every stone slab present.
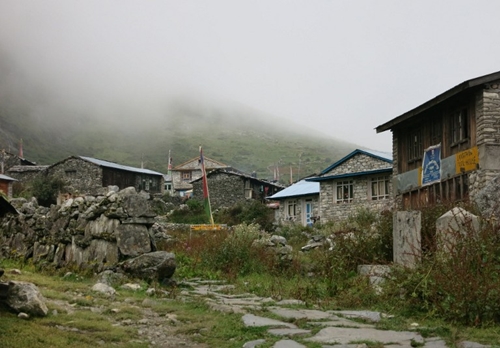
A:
[242,314,297,329]
[267,328,311,336]
[269,307,333,320]
[330,310,382,323]
[273,340,306,348]
[305,326,423,345]
[242,339,266,348]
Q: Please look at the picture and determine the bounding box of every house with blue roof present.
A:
[307,149,393,222]
[267,178,320,226]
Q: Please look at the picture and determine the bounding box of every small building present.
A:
[308,149,393,222]
[44,156,164,197]
[376,70,500,209]
[191,169,284,210]
[172,156,231,196]
[267,179,320,226]
[0,174,17,199]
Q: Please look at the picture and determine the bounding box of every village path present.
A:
[178,279,492,348]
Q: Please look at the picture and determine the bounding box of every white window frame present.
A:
[371,176,389,200]
[287,199,297,220]
[336,180,353,203]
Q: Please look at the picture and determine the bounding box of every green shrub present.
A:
[30,176,65,206]
[169,199,209,224]
[385,219,500,325]
[215,200,275,231]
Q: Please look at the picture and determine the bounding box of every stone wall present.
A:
[324,154,391,176]
[45,157,104,196]
[192,172,245,209]
[319,178,392,222]
[470,86,500,200]
[0,187,158,272]
[276,196,319,226]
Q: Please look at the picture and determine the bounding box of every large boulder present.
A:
[5,281,48,317]
[118,251,176,283]
[116,224,151,256]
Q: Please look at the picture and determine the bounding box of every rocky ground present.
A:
[83,277,494,347]
[2,267,494,348]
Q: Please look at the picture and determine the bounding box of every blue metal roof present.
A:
[320,149,392,175]
[79,156,163,176]
[308,168,392,182]
[267,179,319,200]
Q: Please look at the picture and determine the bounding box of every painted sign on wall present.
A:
[455,146,479,174]
[421,144,441,186]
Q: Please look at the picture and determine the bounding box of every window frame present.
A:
[336,180,353,203]
[370,176,390,200]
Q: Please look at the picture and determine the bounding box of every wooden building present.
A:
[45,156,164,197]
[376,70,500,209]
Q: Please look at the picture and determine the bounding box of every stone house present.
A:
[376,70,500,209]
[0,174,17,198]
[191,169,284,210]
[44,156,164,197]
[172,156,231,197]
[307,149,393,222]
[267,179,320,226]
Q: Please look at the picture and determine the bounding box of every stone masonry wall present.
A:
[319,178,393,222]
[45,158,104,196]
[470,86,500,200]
[276,196,319,226]
[192,172,245,210]
[324,154,391,176]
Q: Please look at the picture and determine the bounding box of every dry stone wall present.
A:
[0,186,164,274]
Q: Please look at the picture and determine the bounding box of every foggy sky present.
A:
[1,1,500,152]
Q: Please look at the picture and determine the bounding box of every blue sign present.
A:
[422,144,441,186]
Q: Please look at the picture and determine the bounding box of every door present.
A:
[304,200,313,226]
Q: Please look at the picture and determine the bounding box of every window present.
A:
[371,176,390,200]
[182,171,192,181]
[287,200,297,220]
[65,169,76,177]
[450,108,469,145]
[336,180,353,203]
[408,128,422,163]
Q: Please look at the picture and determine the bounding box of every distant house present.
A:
[1,150,45,195]
[376,70,500,209]
[0,174,17,199]
[44,156,164,197]
[267,179,320,226]
[308,149,393,222]
[172,156,231,197]
[191,169,284,210]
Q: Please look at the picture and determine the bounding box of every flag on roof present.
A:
[199,146,214,225]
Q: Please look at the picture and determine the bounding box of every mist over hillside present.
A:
[0,49,359,183]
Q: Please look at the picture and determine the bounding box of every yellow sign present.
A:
[455,146,479,174]
[190,224,227,231]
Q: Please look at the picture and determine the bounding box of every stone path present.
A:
[180,279,493,348]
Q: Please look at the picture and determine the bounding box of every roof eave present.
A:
[308,168,392,182]
[376,70,500,133]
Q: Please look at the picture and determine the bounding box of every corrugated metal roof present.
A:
[268,179,319,200]
[79,156,163,176]
[0,174,17,181]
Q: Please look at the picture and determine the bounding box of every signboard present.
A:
[455,146,479,174]
[190,224,227,231]
[421,144,441,186]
